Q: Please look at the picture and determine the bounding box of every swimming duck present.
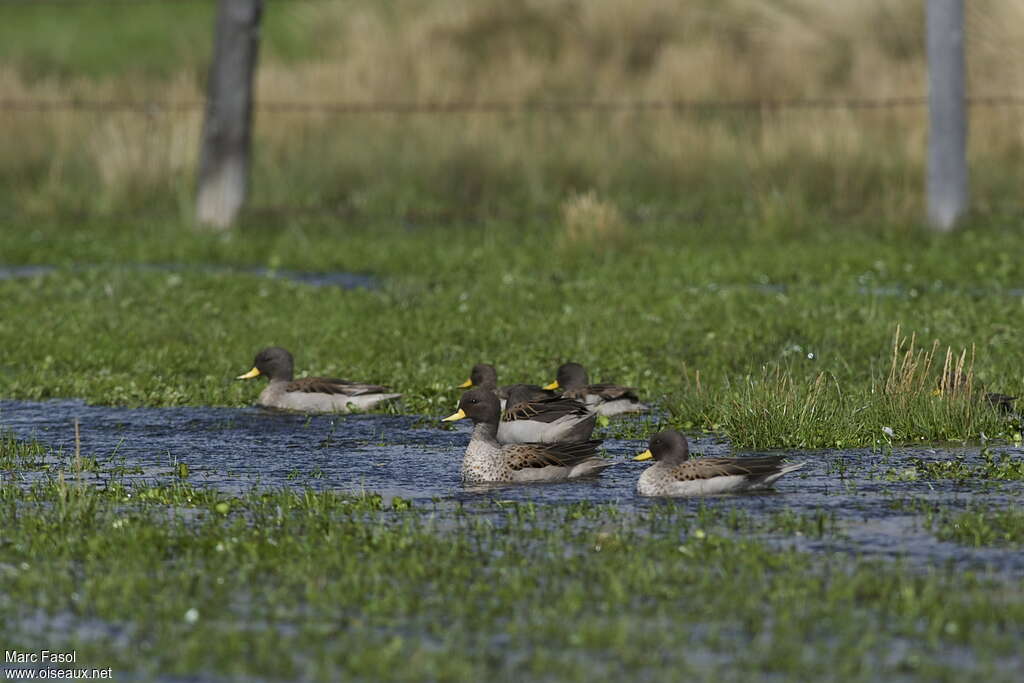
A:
[544,362,648,416]
[443,388,611,483]
[498,384,597,444]
[633,430,804,497]
[458,363,554,407]
[236,347,401,413]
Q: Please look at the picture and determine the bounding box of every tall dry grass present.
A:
[559,190,626,249]
[3,0,1024,220]
[668,325,1007,448]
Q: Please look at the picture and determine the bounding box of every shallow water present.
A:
[0,264,376,290]
[8,264,1024,300]
[2,399,1023,573]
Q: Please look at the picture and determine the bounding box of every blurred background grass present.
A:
[2,0,1023,226]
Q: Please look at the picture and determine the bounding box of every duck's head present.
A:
[634,429,690,465]
[443,387,501,425]
[237,347,294,382]
[459,363,498,390]
[503,384,536,410]
[544,362,589,391]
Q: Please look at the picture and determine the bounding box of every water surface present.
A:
[2,399,1023,573]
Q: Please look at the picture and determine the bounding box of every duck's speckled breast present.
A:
[461,438,511,483]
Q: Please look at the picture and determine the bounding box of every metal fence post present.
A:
[196,0,263,229]
[926,0,968,231]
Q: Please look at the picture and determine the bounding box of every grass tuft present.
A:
[559,190,627,250]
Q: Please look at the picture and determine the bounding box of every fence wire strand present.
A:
[4,95,1024,115]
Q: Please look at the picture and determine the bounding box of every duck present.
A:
[935,370,1018,414]
[544,362,649,416]
[458,363,554,407]
[236,347,401,413]
[633,430,804,497]
[442,387,611,483]
[498,384,597,444]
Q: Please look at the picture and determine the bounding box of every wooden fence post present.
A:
[926,0,968,231]
[196,0,263,229]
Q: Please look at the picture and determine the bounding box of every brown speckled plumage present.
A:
[448,388,611,482]
[635,430,804,497]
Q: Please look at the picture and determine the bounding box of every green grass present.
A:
[1,215,1022,448]
[0,3,215,80]
[0,1,321,80]
[1,440,1022,681]
[929,506,1024,547]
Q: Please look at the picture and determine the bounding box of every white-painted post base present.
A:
[196,0,263,230]
[926,0,968,231]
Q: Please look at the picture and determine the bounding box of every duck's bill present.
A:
[632,449,653,461]
[542,380,559,390]
[236,367,261,380]
[457,379,473,388]
[442,408,467,422]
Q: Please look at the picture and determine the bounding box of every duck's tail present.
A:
[564,412,599,441]
[569,457,616,478]
[755,461,805,488]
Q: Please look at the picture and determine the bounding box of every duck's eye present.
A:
[468,398,478,405]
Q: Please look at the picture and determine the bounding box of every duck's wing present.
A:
[285,377,392,396]
[565,383,639,402]
[502,396,589,423]
[502,440,603,470]
[497,384,558,401]
[668,456,787,481]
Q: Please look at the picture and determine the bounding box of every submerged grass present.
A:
[901,448,1024,482]
[929,506,1024,548]
[0,438,1022,681]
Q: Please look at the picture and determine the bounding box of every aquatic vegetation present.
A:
[3,421,1024,679]
[898,448,1024,482]
[0,432,50,471]
[0,465,1021,679]
[924,506,1024,547]
[767,508,838,538]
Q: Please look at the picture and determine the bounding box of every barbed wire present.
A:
[4,95,1024,116]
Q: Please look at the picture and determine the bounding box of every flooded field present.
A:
[0,263,377,290]
[3,399,1022,575]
